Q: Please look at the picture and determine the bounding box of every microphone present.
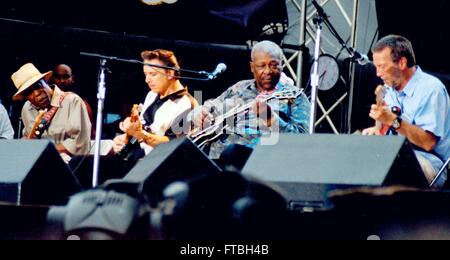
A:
[208,63,227,80]
[350,48,371,65]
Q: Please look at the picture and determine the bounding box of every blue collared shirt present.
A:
[383,67,450,174]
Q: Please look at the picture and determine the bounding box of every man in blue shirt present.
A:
[363,35,450,188]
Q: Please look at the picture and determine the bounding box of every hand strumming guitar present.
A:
[126,123,170,147]
[113,116,139,154]
[113,134,127,154]
[363,103,396,136]
[362,84,395,136]
[369,103,397,126]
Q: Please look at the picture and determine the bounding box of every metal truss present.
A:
[283,0,363,134]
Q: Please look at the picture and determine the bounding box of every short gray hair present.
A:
[372,35,416,68]
[251,41,283,61]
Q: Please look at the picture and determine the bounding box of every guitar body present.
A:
[189,89,303,149]
[28,110,46,139]
[191,123,228,149]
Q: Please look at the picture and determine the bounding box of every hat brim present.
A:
[13,71,53,101]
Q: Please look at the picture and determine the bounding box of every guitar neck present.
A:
[219,94,274,120]
[374,85,387,132]
[28,110,46,139]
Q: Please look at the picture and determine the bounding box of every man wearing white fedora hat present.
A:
[11,63,91,162]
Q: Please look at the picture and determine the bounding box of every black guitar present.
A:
[189,89,304,149]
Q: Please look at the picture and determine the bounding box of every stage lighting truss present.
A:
[282,0,375,134]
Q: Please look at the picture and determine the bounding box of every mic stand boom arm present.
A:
[80,52,212,81]
[311,0,363,63]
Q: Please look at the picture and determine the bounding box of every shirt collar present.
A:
[401,66,422,97]
[50,85,65,107]
[246,80,257,91]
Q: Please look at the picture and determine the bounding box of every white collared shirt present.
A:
[139,90,194,154]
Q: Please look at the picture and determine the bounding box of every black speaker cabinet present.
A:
[122,138,222,205]
[242,134,428,211]
[0,140,81,205]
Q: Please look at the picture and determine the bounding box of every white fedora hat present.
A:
[11,63,53,101]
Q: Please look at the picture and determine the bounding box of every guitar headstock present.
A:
[374,85,387,106]
[130,104,142,123]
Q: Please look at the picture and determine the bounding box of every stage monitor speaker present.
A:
[122,137,222,205]
[242,134,429,211]
[0,140,81,206]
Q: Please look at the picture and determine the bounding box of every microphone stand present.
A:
[309,0,367,134]
[92,58,108,188]
[80,52,219,188]
[311,0,360,62]
[309,14,324,134]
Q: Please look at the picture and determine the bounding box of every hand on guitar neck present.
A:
[114,104,170,156]
[362,84,397,136]
[114,105,142,156]
[119,104,141,136]
[193,97,274,133]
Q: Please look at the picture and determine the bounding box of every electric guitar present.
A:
[116,104,142,160]
[374,84,391,135]
[189,89,304,149]
[28,110,46,139]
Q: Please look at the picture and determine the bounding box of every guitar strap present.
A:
[31,92,70,139]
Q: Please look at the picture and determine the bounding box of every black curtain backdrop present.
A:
[0,0,287,45]
[376,0,450,74]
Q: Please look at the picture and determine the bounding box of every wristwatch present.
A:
[392,116,402,130]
